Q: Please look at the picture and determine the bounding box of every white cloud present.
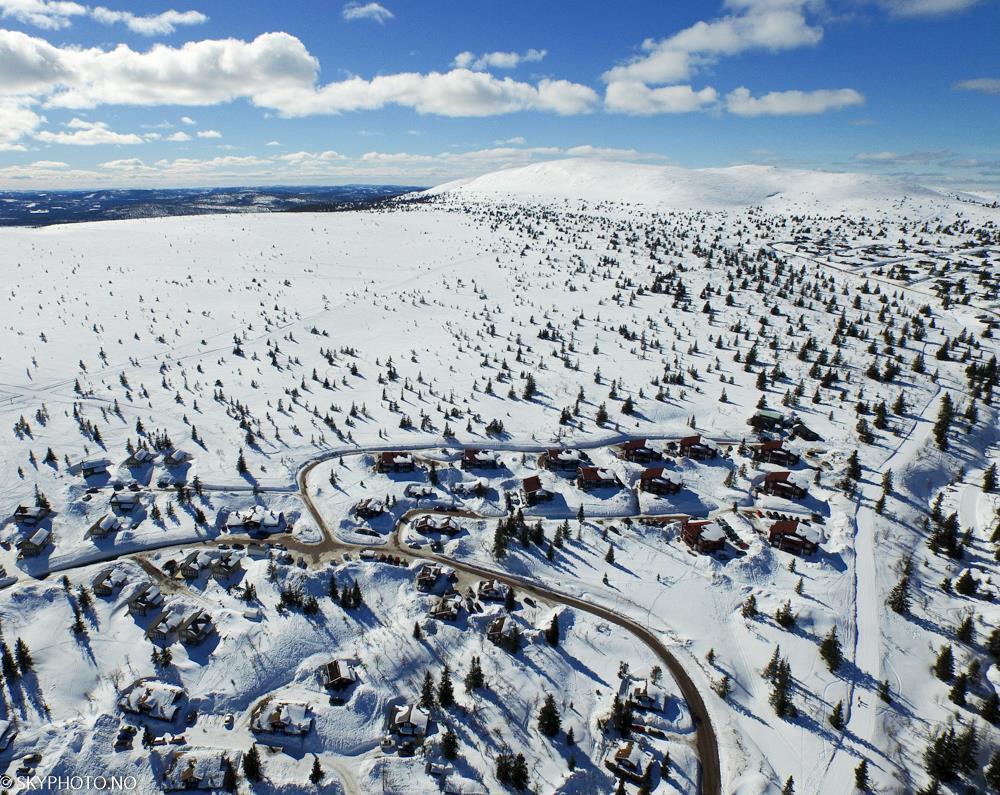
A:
[0,0,86,30]
[196,128,221,138]
[0,97,43,150]
[342,2,393,23]
[604,0,822,86]
[166,130,191,141]
[30,158,67,167]
[180,115,195,124]
[605,81,719,114]
[276,149,345,165]
[953,77,1000,95]
[90,6,207,35]
[0,30,597,121]
[881,0,983,16]
[452,48,546,71]
[725,86,864,116]
[854,150,951,164]
[35,117,143,144]
[495,136,526,145]
[265,140,282,146]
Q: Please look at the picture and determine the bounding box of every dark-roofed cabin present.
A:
[542,448,583,471]
[321,660,357,690]
[751,440,800,466]
[376,451,416,473]
[576,466,619,491]
[768,519,820,556]
[354,498,385,518]
[127,582,163,616]
[521,475,552,506]
[620,439,659,463]
[413,515,460,536]
[18,528,51,557]
[681,520,726,554]
[757,471,807,499]
[677,434,717,460]
[13,505,49,526]
[461,449,499,470]
[638,468,683,495]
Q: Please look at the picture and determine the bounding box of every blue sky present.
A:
[0,0,997,189]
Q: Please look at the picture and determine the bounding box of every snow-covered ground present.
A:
[0,159,997,794]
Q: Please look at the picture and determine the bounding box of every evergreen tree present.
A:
[854,760,869,791]
[545,614,560,646]
[538,692,561,737]
[933,393,955,451]
[441,726,458,761]
[412,621,422,640]
[510,753,529,790]
[983,463,998,493]
[420,670,436,709]
[492,525,507,560]
[465,656,485,691]
[846,449,862,480]
[782,776,795,795]
[933,645,955,682]
[984,750,1000,792]
[14,638,32,672]
[309,756,324,785]
[438,665,455,708]
[887,575,911,615]
[236,448,247,474]
[923,725,958,782]
[819,627,843,672]
[980,691,999,725]
[0,643,17,681]
[605,544,615,564]
[243,744,262,782]
[829,700,845,730]
[769,657,795,719]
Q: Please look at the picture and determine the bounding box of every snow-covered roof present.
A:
[393,704,429,731]
[119,680,184,721]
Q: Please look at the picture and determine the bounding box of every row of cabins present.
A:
[67,448,192,481]
[147,604,215,646]
[754,471,808,500]
[250,701,312,736]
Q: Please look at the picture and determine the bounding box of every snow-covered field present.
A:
[0,159,997,794]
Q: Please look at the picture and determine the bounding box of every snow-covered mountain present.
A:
[426,158,945,210]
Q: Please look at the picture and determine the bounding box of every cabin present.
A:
[163,449,191,467]
[353,498,385,519]
[542,448,584,471]
[179,550,213,580]
[18,528,51,557]
[627,679,663,712]
[756,471,807,500]
[224,506,284,532]
[413,515,461,536]
[768,519,820,556]
[576,467,619,490]
[477,579,510,602]
[605,741,645,783]
[162,750,231,792]
[461,449,500,470]
[376,452,417,473]
[748,409,784,432]
[147,604,186,641]
[677,434,717,460]
[620,439,659,463]
[790,421,822,442]
[638,468,683,495]
[92,566,128,596]
[88,513,122,539]
[750,440,800,466]
[430,594,462,621]
[681,520,726,554]
[127,582,163,616]
[521,475,552,506]
[390,704,429,737]
[69,457,111,478]
[211,550,243,579]
[179,610,214,645]
[416,563,444,592]
[321,660,357,690]
[124,448,156,467]
[485,614,519,646]
[110,490,142,513]
[119,679,185,721]
[13,505,49,526]
[251,701,312,735]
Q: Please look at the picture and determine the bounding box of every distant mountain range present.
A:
[0,185,424,227]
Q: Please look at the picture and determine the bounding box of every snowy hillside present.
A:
[427,158,948,211]
[0,161,997,795]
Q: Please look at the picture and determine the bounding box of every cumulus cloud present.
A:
[854,150,952,164]
[452,48,546,71]
[35,117,143,144]
[196,128,221,138]
[0,29,596,125]
[953,77,1000,94]
[166,130,190,141]
[0,0,86,30]
[342,2,393,23]
[0,97,43,149]
[880,0,983,16]
[90,7,207,35]
[604,0,822,86]
[725,86,864,116]
[605,81,718,114]
[276,149,345,164]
